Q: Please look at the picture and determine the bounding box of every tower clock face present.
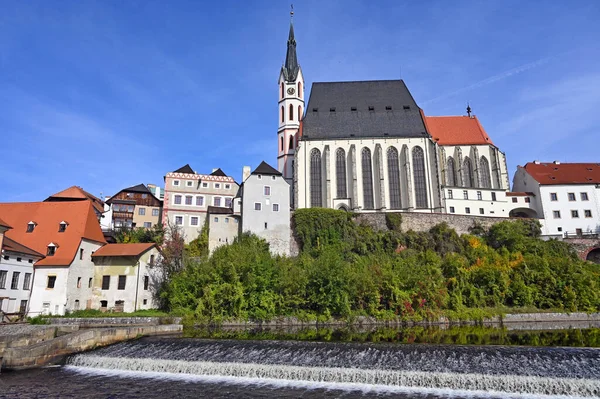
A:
[287,87,296,95]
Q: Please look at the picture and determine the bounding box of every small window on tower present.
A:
[289,104,294,121]
[289,136,294,150]
[351,107,357,111]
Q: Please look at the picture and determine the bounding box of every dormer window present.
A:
[59,221,68,233]
[27,221,36,233]
[47,243,57,256]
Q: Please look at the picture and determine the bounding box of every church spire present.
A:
[282,5,299,82]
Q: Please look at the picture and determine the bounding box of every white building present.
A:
[513,161,600,238]
[163,164,239,243]
[91,243,160,312]
[0,201,107,316]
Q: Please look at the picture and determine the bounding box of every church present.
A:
[278,16,514,217]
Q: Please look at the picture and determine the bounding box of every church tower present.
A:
[277,10,304,186]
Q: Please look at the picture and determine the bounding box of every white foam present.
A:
[65,356,600,398]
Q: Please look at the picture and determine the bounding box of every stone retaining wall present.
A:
[0,325,79,353]
[45,316,182,327]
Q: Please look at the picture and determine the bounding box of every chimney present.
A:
[553,160,560,165]
[242,166,251,182]
[533,160,540,165]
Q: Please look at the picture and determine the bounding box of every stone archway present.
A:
[509,208,538,218]
[585,248,600,264]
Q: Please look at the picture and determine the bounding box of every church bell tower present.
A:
[277,8,304,186]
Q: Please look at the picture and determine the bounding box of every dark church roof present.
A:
[302,80,429,141]
[281,21,299,82]
[172,164,195,174]
[251,161,281,176]
[210,168,228,177]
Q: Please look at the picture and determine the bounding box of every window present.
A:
[100,300,108,309]
[80,248,84,260]
[214,217,219,223]
[190,216,199,226]
[465,207,471,214]
[196,196,204,206]
[298,82,302,97]
[550,193,558,201]
[143,299,148,305]
[142,193,148,199]
[215,183,221,189]
[558,227,563,232]
[225,184,232,190]
[412,147,428,208]
[446,157,457,187]
[202,182,208,188]
[264,222,268,229]
[144,222,152,228]
[11,272,20,289]
[126,192,133,198]
[186,181,193,187]
[525,197,531,203]
[77,277,81,288]
[568,193,576,201]
[139,208,146,215]
[264,186,271,196]
[27,222,35,233]
[150,255,155,265]
[3,255,8,260]
[553,210,561,219]
[479,208,484,215]
[336,148,348,199]
[477,191,482,200]
[17,257,21,262]
[127,205,134,212]
[463,190,468,200]
[173,180,180,186]
[387,147,401,209]
[225,198,232,208]
[102,276,110,290]
[19,300,27,313]
[254,202,262,211]
[23,273,31,290]
[144,276,149,290]
[449,206,455,213]
[289,136,294,150]
[585,210,592,218]
[258,174,262,180]
[273,203,280,212]
[59,222,67,232]
[28,259,33,263]
[280,136,284,151]
[310,148,322,207]
[512,197,518,203]
[463,157,474,188]
[47,275,57,289]
[118,276,126,290]
[185,196,193,205]
[581,192,589,201]
[491,192,497,202]
[175,216,183,225]
[448,189,453,199]
[571,210,579,218]
[0,271,7,288]
[214,197,221,207]
[174,195,182,205]
[479,157,491,189]
[225,218,229,224]
[74,300,80,311]
[576,228,583,236]
[47,245,56,256]
[88,278,92,288]
[281,105,284,122]
[361,147,375,209]
[289,104,294,121]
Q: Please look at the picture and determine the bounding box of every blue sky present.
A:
[1,0,598,202]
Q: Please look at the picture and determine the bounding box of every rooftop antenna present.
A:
[466,102,472,118]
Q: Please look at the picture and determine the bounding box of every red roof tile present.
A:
[424,115,494,146]
[45,186,105,215]
[0,201,106,266]
[92,243,156,257]
[0,217,11,229]
[523,162,600,185]
[2,237,44,258]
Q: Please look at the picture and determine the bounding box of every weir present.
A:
[65,338,600,398]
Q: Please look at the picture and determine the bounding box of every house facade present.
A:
[513,162,600,237]
[91,243,160,313]
[106,184,163,229]
[163,164,239,243]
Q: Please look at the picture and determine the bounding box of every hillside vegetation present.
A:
[161,209,600,322]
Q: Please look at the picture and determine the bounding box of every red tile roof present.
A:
[45,186,105,215]
[424,115,494,146]
[523,162,600,185]
[92,243,156,257]
[2,237,44,258]
[0,217,11,229]
[0,201,106,266]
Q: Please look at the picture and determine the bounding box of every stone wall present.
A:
[45,316,182,327]
[563,238,600,261]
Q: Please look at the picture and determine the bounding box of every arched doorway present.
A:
[509,208,538,218]
[586,248,600,264]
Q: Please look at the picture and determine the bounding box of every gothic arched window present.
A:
[289,136,294,150]
[281,106,284,123]
[463,157,474,188]
[310,148,322,207]
[281,83,284,99]
[335,148,347,198]
[387,147,401,209]
[412,146,428,208]
[446,157,457,187]
[362,147,374,210]
[280,137,283,152]
[298,82,302,98]
[298,105,302,121]
[480,156,491,189]
[289,104,294,121]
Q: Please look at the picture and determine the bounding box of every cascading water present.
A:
[64,338,600,398]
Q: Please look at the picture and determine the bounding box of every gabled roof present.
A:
[424,115,494,146]
[2,237,44,258]
[251,161,281,176]
[0,201,106,266]
[210,168,228,177]
[122,183,152,194]
[172,164,195,174]
[45,186,105,215]
[522,162,600,185]
[302,80,428,140]
[0,217,11,229]
[92,243,156,258]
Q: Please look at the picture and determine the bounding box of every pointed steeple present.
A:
[282,8,299,82]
